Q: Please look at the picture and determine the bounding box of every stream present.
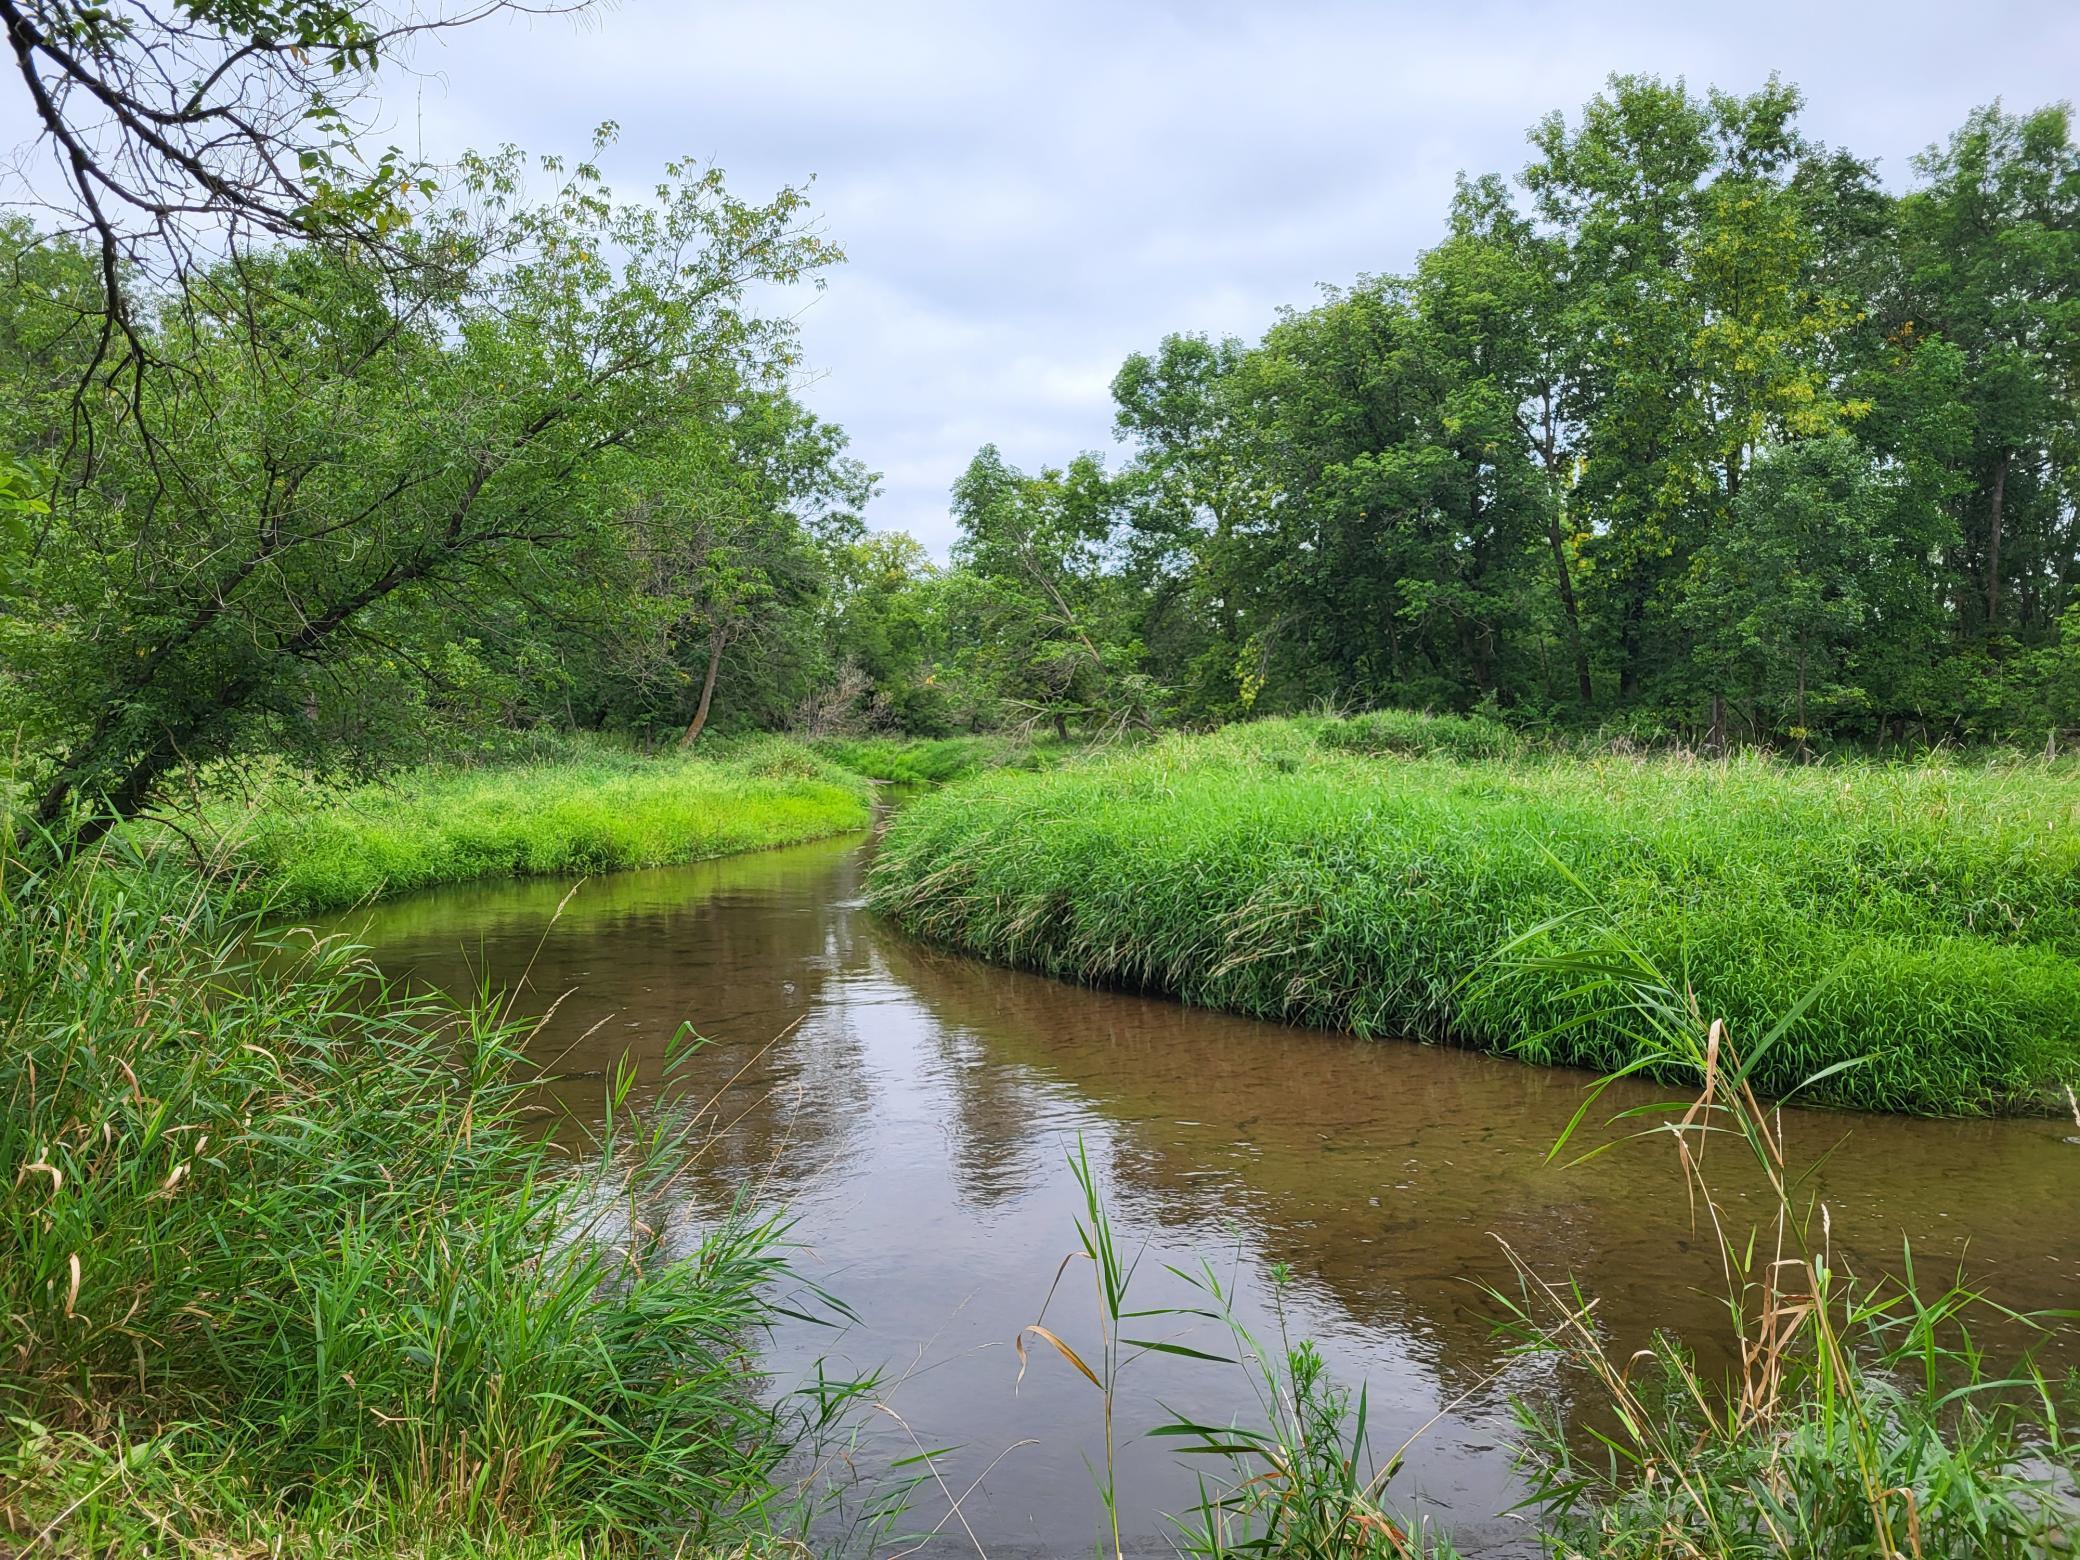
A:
[341,828,2080,1557]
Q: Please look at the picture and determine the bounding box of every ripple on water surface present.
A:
[337,832,2080,1557]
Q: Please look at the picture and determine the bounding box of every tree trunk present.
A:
[1708,692,1726,756]
[1795,643,1810,762]
[1536,395,1593,706]
[678,626,728,748]
[1545,513,1592,705]
[1617,585,1646,699]
[1053,710,1069,741]
[1984,450,2011,632]
[1213,501,1237,645]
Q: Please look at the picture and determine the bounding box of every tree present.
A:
[1,0,563,427]
[1894,103,2080,641]
[1224,277,1540,711]
[1111,333,1259,717]
[1417,174,1592,706]
[1524,75,1861,723]
[7,143,840,848]
[612,398,869,747]
[946,445,1150,736]
[1685,437,1944,750]
[822,531,947,732]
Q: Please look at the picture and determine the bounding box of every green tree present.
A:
[1525,75,1860,727]
[8,144,840,848]
[1417,174,1591,707]
[822,531,948,732]
[1227,277,1538,711]
[603,397,870,747]
[1684,437,1946,750]
[1111,333,1259,717]
[1894,103,2080,642]
[946,445,1150,735]
[1,0,555,425]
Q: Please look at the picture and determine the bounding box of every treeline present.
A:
[852,78,2080,749]
[7,76,2078,846]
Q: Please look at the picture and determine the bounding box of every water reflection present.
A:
[339,832,2080,1556]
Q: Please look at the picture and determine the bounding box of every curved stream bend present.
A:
[343,831,2080,1557]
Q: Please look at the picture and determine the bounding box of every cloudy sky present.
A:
[16,2,2079,552]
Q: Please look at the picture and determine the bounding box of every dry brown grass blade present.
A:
[1014,1323,1102,1392]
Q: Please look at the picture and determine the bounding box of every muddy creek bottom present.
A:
[341,831,2080,1557]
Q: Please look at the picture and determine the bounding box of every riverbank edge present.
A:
[193,734,876,915]
[865,718,2080,1116]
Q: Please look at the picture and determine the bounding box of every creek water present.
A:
[341,827,2080,1557]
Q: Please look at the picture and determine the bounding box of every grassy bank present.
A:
[813,732,1077,786]
[868,717,2080,1114]
[0,841,845,1555]
[203,735,872,913]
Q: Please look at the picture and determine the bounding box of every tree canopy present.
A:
[914,77,2079,750]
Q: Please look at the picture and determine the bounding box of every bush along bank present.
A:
[866,718,2080,1114]
[200,734,874,913]
[0,839,852,1555]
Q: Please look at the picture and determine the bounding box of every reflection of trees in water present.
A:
[346,837,876,1213]
[863,929,1059,1210]
[344,838,2080,1416]
[870,931,2080,1401]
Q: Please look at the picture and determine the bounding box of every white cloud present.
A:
[7,0,2076,551]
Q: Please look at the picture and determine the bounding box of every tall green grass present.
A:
[1304,706,1525,762]
[0,837,850,1554]
[203,734,872,912]
[867,718,2080,1113]
[1012,1138,1459,1559]
[813,733,1074,786]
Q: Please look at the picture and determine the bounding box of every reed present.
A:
[868,718,2080,1114]
[1483,934,2080,1555]
[1014,1139,1459,1559]
[1008,934,2077,1558]
[0,832,848,1554]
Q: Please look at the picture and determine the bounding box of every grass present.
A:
[867,716,2080,1114]
[186,733,873,913]
[0,834,861,1555]
[1011,1138,1459,1559]
[812,733,1075,786]
[1308,706,1525,762]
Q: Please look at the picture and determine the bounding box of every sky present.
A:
[10,1,2079,553]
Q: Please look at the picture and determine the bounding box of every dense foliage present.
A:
[0,141,871,846]
[5,76,2076,847]
[868,716,2080,1114]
